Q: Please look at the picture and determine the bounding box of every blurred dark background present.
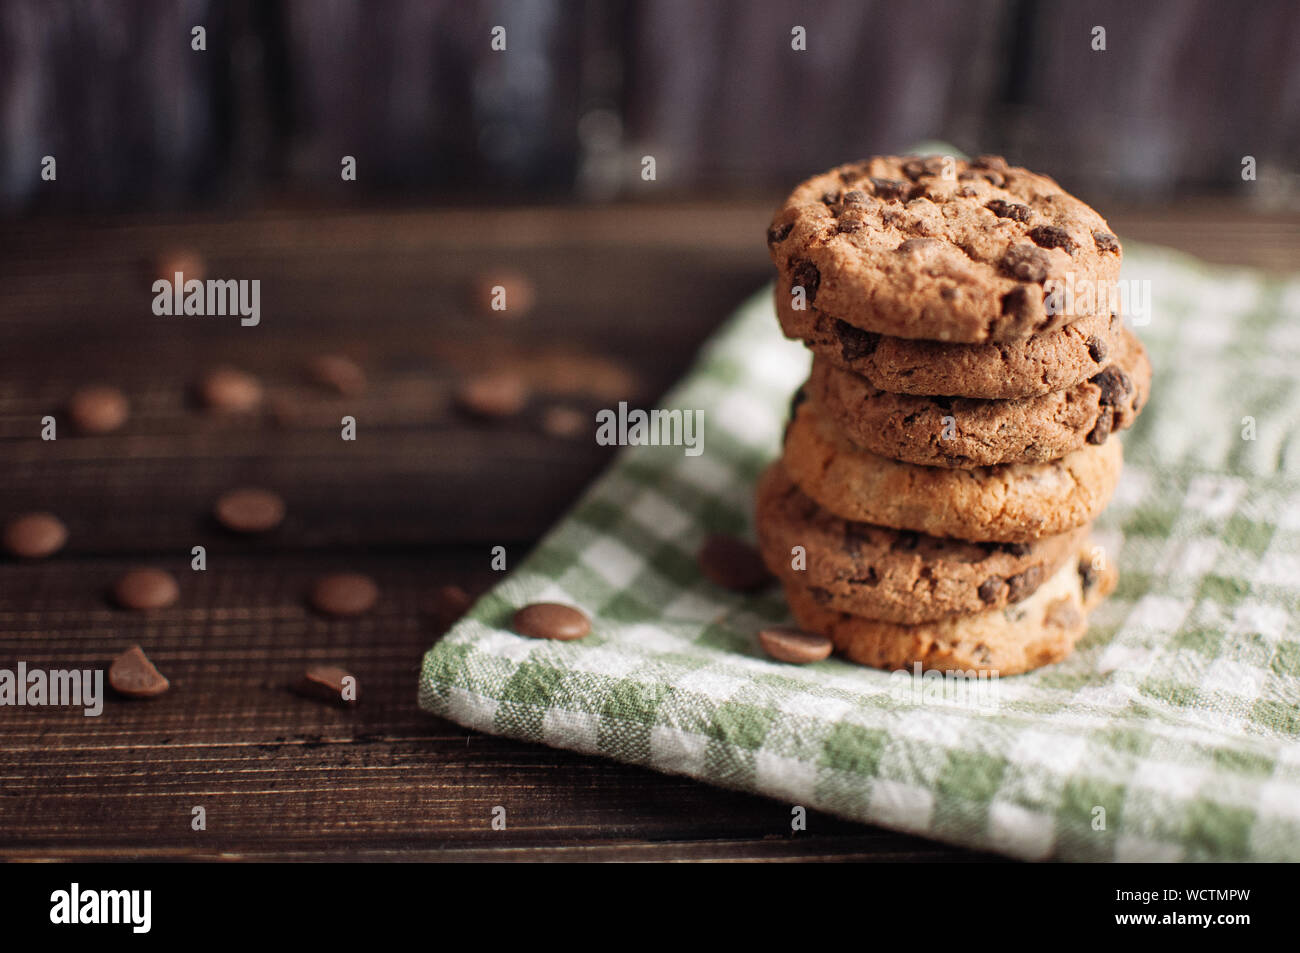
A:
[3,0,1299,214]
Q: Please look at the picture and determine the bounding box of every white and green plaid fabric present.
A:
[419,244,1300,861]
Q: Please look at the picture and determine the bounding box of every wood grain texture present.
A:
[0,201,1293,862]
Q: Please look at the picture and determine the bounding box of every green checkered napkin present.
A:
[420,244,1300,861]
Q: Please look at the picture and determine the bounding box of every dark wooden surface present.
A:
[1,200,1295,863]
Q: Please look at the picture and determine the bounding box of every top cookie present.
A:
[767,155,1122,344]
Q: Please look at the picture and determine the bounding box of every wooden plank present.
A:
[2,201,1293,862]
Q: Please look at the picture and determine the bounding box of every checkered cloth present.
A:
[419,244,1300,861]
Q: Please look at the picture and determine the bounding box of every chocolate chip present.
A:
[434,583,472,622]
[837,161,870,184]
[968,169,1005,187]
[1086,406,1114,445]
[1028,225,1077,255]
[310,573,379,616]
[841,189,868,206]
[1001,244,1053,282]
[836,214,865,234]
[1005,565,1043,602]
[112,569,179,610]
[999,285,1037,331]
[3,512,67,559]
[1078,558,1099,593]
[68,385,128,434]
[308,355,367,396]
[821,190,840,205]
[757,625,832,664]
[1092,366,1132,406]
[972,155,1009,172]
[1086,336,1108,363]
[456,371,529,418]
[109,645,169,698]
[986,199,1031,222]
[541,405,586,439]
[902,159,927,181]
[154,249,204,283]
[789,259,820,302]
[214,487,285,533]
[826,327,878,371]
[788,386,808,421]
[698,534,771,592]
[1092,230,1120,253]
[199,366,263,413]
[512,602,590,641]
[998,542,1032,557]
[977,576,1006,604]
[1044,596,1082,631]
[766,222,793,246]
[808,586,833,605]
[869,177,909,200]
[295,665,358,706]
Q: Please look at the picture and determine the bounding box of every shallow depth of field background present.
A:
[2,0,1298,214]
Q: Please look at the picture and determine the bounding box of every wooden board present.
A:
[0,200,1292,861]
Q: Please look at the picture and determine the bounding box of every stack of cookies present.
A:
[758,155,1149,675]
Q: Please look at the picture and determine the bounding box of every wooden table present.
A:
[1,200,1294,862]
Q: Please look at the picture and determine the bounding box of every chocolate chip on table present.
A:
[455,371,529,418]
[68,385,129,434]
[112,569,180,610]
[109,645,170,698]
[758,625,833,664]
[214,487,285,533]
[512,602,591,641]
[541,405,587,439]
[199,366,263,413]
[309,573,379,616]
[434,584,472,622]
[295,665,358,706]
[308,354,367,396]
[154,248,204,283]
[470,270,535,318]
[698,534,772,592]
[3,512,67,558]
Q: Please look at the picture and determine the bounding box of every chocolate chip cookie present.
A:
[782,399,1123,542]
[774,289,1125,399]
[767,155,1122,343]
[783,541,1117,675]
[808,325,1149,468]
[755,462,1090,623]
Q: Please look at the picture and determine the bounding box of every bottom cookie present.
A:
[783,543,1117,676]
